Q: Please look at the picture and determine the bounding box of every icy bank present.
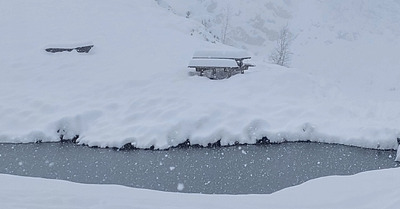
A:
[2,167,400,209]
[0,0,399,150]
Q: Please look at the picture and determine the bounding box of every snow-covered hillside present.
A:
[1,0,399,149]
[2,167,400,208]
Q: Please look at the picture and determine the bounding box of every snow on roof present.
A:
[192,50,251,59]
[188,58,239,68]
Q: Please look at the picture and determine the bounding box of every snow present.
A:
[192,50,250,59]
[1,0,400,151]
[2,167,400,209]
[188,58,239,68]
[177,183,185,191]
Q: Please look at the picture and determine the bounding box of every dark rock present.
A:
[256,137,270,144]
[207,140,221,148]
[174,139,191,148]
[57,129,79,143]
[120,143,136,150]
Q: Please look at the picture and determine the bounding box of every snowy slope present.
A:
[1,0,399,149]
[2,167,400,209]
[156,0,293,53]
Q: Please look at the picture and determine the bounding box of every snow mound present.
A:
[2,167,400,208]
[1,0,400,150]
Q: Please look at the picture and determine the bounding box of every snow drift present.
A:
[1,0,399,149]
[2,167,400,209]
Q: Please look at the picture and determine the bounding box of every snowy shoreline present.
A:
[1,138,398,153]
[2,167,400,209]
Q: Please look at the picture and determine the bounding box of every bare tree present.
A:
[270,25,293,67]
[221,5,231,44]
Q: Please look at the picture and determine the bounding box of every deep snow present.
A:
[1,0,399,150]
[1,167,400,209]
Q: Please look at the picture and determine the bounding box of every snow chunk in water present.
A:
[177,183,185,191]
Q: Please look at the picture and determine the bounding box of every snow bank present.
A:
[1,0,400,150]
[2,167,400,209]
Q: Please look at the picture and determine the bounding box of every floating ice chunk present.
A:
[177,183,184,191]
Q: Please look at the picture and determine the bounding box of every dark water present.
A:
[0,142,398,194]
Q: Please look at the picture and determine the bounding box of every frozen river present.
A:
[0,142,398,194]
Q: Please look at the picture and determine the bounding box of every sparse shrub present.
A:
[270,25,293,67]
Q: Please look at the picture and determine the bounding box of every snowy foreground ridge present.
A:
[2,168,400,209]
[1,0,400,149]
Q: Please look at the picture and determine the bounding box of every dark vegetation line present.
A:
[22,130,400,152]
